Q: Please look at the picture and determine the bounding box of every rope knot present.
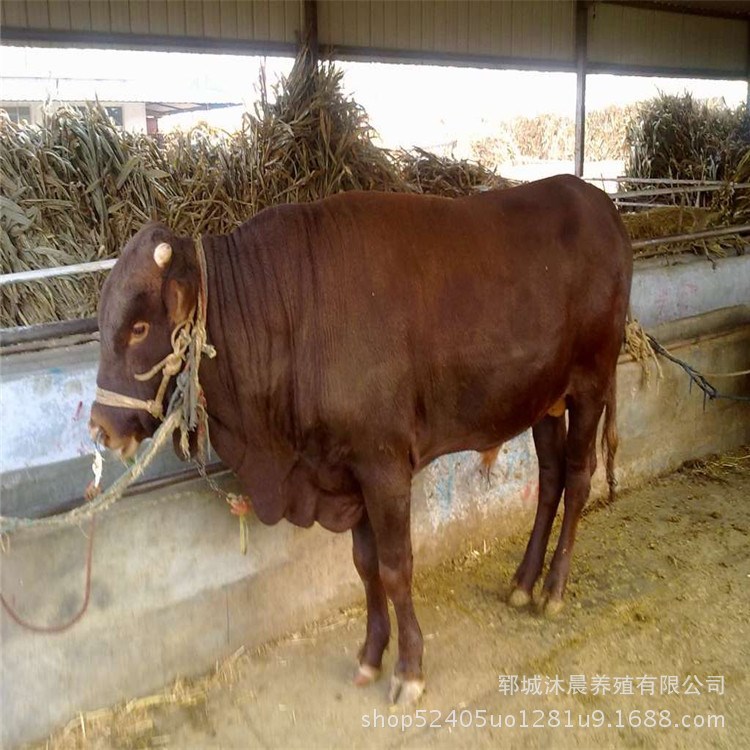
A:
[163,352,184,377]
[227,495,252,517]
[226,494,252,554]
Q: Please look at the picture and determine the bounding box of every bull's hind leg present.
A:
[538,394,604,617]
[508,414,566,607]
[356,459,424,706]
[351,512,390,686]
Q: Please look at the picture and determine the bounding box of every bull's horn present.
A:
[153,242,172,268]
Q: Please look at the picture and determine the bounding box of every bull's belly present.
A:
[415,422,527,471]
[414,378,566,469]
[212,367,566,531]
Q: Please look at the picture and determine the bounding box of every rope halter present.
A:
[94,237,215,425]
[95,319,194,421]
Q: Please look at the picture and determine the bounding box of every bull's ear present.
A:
[164,279,195,326]
[162,239,199,326]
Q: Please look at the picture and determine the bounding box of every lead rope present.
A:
[177,236,215,460]
[178,244,252,552]
[194,458,252,554]
[623,308,749,402]
[0,517,96,633]
[0,238,212,538]
[0,236,251,633]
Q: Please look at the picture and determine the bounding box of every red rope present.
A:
[0,516,96,634]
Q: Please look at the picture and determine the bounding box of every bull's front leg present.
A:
[356,459,424,705]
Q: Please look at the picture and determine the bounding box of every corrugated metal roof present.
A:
[589,2,747,75]
[1,1,747,78]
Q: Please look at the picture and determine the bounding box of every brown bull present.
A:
[90,175,632,705]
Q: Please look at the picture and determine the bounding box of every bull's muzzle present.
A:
[88,405,140,461]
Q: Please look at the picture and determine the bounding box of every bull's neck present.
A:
[197,227,298,446]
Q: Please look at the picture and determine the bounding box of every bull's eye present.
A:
[129,321,150,344]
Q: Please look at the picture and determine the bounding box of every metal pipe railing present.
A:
[630,223,750,250]
[615,177,745,186]
[0,258,116,287]
[0,318,99,348]
[611,183,750,200]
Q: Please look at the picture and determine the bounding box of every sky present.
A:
[1,45,746,154]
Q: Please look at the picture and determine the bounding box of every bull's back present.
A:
[305,176,630,329]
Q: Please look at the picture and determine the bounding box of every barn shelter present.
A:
[2,0,749,173]
[1,3,749,748]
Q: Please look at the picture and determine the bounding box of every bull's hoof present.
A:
[508,587,532,608]
[537,591,565,618]
[389,673,425,706]
[354,663,381,687]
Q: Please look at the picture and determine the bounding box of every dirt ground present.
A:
[38,449,749,750]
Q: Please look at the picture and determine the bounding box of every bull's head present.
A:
[89,222,198,459]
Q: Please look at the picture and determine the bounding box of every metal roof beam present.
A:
[575,1,588,178]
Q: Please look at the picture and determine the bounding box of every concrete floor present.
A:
[37,449,750,750]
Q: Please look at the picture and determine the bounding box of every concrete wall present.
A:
[2,306,749,748]
[629,253,750,329]
[1,340,188,518]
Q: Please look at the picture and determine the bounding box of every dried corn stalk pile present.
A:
[469,104,635,168]
[8,63,746,328]
[247,64,408,207]
[619,93,749,257]
[625,93,749,183]
[395,147,516,197]
[1,106,167,325]
[0,107,229,327]
[619,205,747,258]
[620,205,713,241]
[718,149,750,223]
[585,104,636,162]
[1,53,423,327]
[2,52,514,328]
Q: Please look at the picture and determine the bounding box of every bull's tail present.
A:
[601,374,619,504]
